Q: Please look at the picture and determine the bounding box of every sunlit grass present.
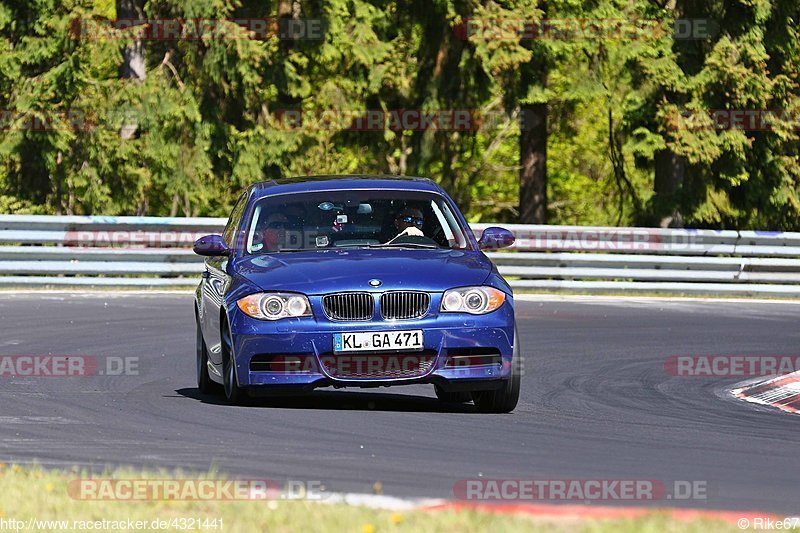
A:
[0,465,741,532]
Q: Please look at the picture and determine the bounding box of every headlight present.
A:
[237,292,312,320]
[441,287,506,314]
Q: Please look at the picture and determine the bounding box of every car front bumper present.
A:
[227,300,515,392]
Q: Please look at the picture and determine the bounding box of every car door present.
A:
[201,192,247,366]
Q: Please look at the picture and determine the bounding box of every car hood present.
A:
[234,248,493,294]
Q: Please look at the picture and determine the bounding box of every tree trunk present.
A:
[117,0,145,81]
[117,0,145,140]
[278,0,294,46]
[518,1,548,224]
[278,0,293,17]
[649,0,699,228]
[653,149,685,227]
[54,151,63,215]
[519,102,547,224]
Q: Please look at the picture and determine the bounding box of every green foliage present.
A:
[0,0,798,229]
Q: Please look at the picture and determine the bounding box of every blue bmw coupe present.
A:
[193,175,520,412]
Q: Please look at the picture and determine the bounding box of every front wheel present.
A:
[222,321,248,405]
[472,327,521,413]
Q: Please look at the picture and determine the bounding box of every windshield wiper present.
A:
[259,248,321,254]
[372,243,440,249]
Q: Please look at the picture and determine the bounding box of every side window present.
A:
[223,193,248,248]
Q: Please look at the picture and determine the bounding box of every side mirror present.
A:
[478,227,516,250]
[193,234,230,256]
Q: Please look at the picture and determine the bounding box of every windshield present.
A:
[243,190,471,254]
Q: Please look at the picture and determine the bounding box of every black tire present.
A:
[472,327,521,413]
[196,319,221,395]
[221,321,248,405]
[434,385,472,403]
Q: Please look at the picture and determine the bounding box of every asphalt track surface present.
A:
[1,293,799,514]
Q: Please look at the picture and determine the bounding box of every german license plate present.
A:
[334,330,424,353]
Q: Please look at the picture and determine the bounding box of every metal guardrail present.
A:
[2,215,800,296]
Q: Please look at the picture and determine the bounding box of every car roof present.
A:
[248,175,443,198]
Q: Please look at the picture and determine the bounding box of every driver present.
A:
[252,212,289,252]
[386,207,425,243]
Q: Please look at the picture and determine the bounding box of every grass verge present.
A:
[0,465,742,532]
